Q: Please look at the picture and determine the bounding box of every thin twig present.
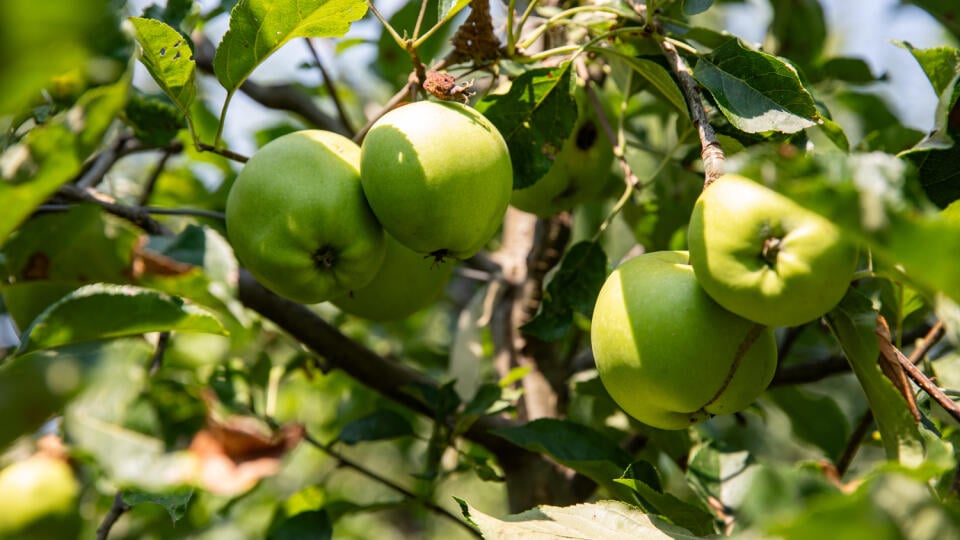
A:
[303,433,481,538]
[353,81,418,144]
[303,38,355,136]
[138,142,183,206]
[56,185,172,236]
[836,410,873,477]
[907,320,945,365]
[657,36,724,187]
[149,331,171,376]
[196,142,249,163]
[76,136,134,189]
[96,491,131,540]
[36,204,225,222]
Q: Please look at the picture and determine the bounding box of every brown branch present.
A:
[657,38,724,187]
[56,185,172,236]
[96,491,130,540]
[352,80,418,144]
[303,433,481,538]
[303,38,355,136]
[907,320,945,365]
[137,141,184,206]
[876,317,960,424]
[193,35,346,136]
[836,410,874,477]
[196,142,249,163]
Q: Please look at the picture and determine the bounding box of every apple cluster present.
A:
[592,174,859,430]
[225,100,513,320]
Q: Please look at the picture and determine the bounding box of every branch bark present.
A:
[658,37,724,187]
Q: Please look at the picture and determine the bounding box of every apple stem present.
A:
[762,236,782,266]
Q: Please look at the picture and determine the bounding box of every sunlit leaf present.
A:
[17,283,227,354]
[457,498,699,540]
[693,39,820,133]
[213,0,368,93]
[596,49,688,117]
[129,17,196,118]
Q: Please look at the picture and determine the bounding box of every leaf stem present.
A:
[213,91,235,148]
[369,1,407,51]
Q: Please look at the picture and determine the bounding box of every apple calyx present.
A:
[761,236,783,266]
[312,246,338,270]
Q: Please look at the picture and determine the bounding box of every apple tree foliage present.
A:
[1,0,960,538]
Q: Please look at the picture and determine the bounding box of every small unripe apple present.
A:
[510,86,614,217]
[688,174,859,327]
[591,251,777,430]
[360,101,512,260]
[226,130,385,304]
[331,233,454,320]
[0,454,80,539]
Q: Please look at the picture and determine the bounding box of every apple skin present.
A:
[0,455,80,539]
[226,130,385,304]
[510,89,614,217]
[687,174,859,327]
[359,101,512,260]
[331,233,455,320]
[591,251,777,430]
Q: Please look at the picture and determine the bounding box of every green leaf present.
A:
[903,140,960,208]
[893,41,960,98]
[492,418,633,494]
[683,0,713,16]
[338,409,416,445]
[438,0,471,25]
[457,498,700,540]
[693,39,820,133]
[17,283,227,354]
[476,65,577,189]
[769,0,826,71]
[122,486,194,524]
[823,290,925,464]
[0,77,129,244]
[596,49,688,117]
[129,17,196,119]
[818,57,878,84]
[269,509,332,540]
[124,92,187,145]
[616,463,717,536]
[0,339,151,450]
[523,241,607,341]
[767,386,849,460]
[213,0,368,93]
[907,0,960,41]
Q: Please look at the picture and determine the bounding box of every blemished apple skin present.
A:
[359,101,513,260]
[591,251,778,430]
[688,174,859,327]
[226,130,385,304]
[332,233,455,321]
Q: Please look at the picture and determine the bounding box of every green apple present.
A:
[591,251,777,430]
[226,130,385,304]
[332,233,455,320]
[510,87,614,217]
[0,455,80,539]
[359,101,512,260]
[687,174,859,327]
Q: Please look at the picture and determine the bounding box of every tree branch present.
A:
[96,491,130,540]
[657,37,724,187]
[303,38,355,136]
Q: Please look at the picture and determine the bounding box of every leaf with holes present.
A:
[693,39,820,134]
[17,283,226,354]
[476,64,577,189]
[130,17,197,118]
[213,0,368,93]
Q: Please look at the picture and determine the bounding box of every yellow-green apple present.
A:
[226,130,385,304]
[687,174,859,327]
[359,101,512,260]
[0,454,80,539]
[332,233,455,320]
[591,250,777,430]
